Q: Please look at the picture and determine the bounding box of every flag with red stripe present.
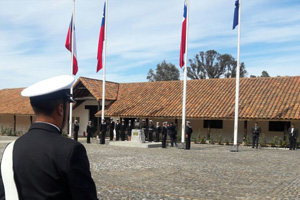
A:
[179,1,188,69]
[65,15,78,75]
[97,2,106,72]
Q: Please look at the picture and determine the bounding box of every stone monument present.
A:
[131,129,145,143]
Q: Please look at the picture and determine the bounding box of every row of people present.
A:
[251,122,298,150]
[74,118,193,150]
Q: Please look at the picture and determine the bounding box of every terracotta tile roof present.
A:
[0,88,34,116]
[2,76,300,120]
[95,76,300,120]
[74,77,119,101]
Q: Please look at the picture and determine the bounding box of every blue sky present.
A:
[0,0,299,89]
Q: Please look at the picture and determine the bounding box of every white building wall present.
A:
[72,100,99,137]
[0,115,14,131]
[16,116,31,134]
[0,115,36,134]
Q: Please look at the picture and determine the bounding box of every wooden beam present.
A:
[74,97,96,101]
[14,115,16,133]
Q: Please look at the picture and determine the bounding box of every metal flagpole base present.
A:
[178,142,185,149]
[230,145,239,152]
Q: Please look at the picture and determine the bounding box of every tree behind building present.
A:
[187,50,247,79]
[147,60,180,82]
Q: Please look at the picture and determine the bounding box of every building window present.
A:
[204,120,223,129]
[269,121,290,132]
[72,117,80,123]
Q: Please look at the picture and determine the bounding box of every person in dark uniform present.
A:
[115,119,120,141]
[134,118,140,129]
[120,119,126,141]
[288,124,298,150]
[141,119,147,141]
[148,120,154,142]
[185,121,193,150]
[162,122,168,148]
[109,118,115,141]
[0,75,98,199]
[168,122,177,147]
[155,122,161,142]
[73,120,79,141]
[251,122,261,148]
[100,119,107,144]
[86,121,92,144]
[127,120,133,141]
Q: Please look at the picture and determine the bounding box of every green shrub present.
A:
[217,135,223,145]
[270,136,279,147]
[209,136,214,144]
[259,133,267,147]
[177,133,182,142]
[244,136,250,146]
[225,138,229,145]
[200,137,206,144]
[6,128,13,136]
[192,136,197,144]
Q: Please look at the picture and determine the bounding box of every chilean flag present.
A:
[97,2,106,72]
[179,1,188,69]
[65,15,78,75]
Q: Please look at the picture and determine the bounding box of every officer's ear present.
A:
[56,102,64,117]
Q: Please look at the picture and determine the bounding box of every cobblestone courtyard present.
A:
[1,136,300,200]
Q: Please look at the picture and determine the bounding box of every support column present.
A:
[207,120,211,140]
[97,101,101,136]
[14,115,16,133]
[283,122,288,141]
[243,121,247,140]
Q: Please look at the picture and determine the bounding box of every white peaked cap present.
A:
[21,75,75,102]
[21,75,74,97]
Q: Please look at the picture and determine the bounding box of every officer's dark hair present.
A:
[31,98,63,116]
[292,123,295,126]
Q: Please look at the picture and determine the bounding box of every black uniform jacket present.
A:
[0,123,98,200]
[186,126,193,137]
[100,122,107,133]
[155,126,161,134]
[126,124,133,135]
[74,124,79,132]
[116,123,121,132]
[288,128,299,139]
[148,124,154,133]
[162,126,168,136]
[86,125,92,135]
[167,125,176,136]
[110,121,115,132]
[251,126,261,136]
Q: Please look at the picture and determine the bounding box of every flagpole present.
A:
[101,0,108,122]
[68,0,75,138]
[232,0,241,152]
[181,0,190,145]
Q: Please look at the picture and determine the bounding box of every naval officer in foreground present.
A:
[0,75,98,200]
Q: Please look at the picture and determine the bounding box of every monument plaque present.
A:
[131,129,145,143]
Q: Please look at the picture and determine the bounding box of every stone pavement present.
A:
[1,136,300,199]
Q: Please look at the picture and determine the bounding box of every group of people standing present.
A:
[251,122,298,150]
[73,118,194,150]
